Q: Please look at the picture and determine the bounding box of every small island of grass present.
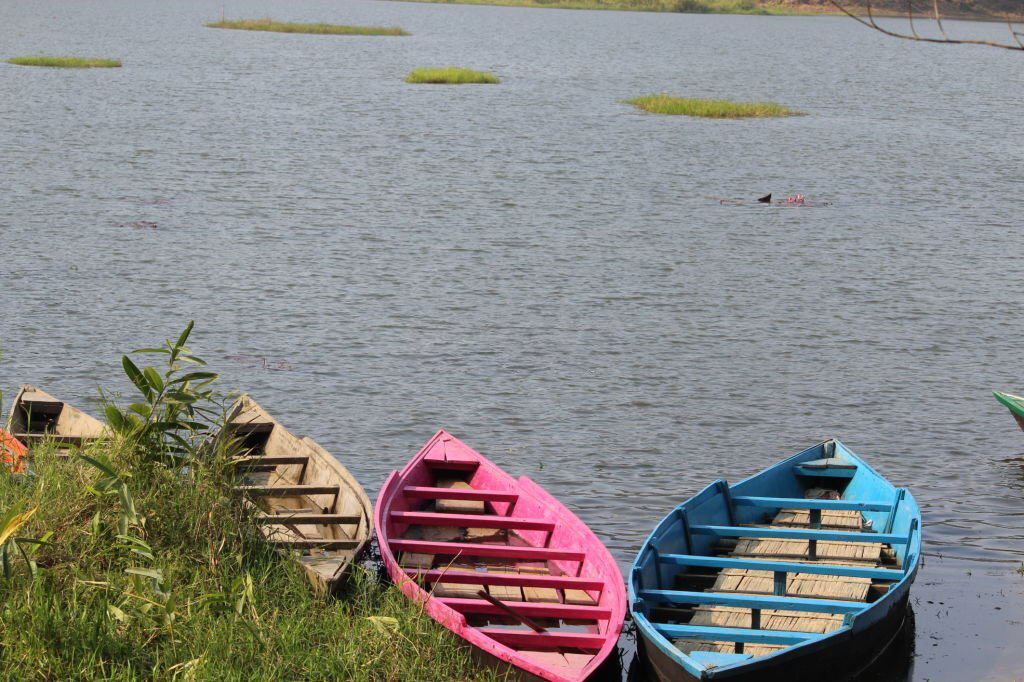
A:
[206,18,408,36]
[405,67,500,84]
[6,56,121,68]
[627,94,803,118]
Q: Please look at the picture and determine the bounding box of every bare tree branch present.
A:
[828,0,1024,50]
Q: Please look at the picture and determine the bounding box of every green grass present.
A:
[206,18,409,36]
[0,442,504,681]
[627,94,804,118]
[6,56,121,68]
[405,67,500,84]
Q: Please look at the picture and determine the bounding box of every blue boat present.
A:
[629,439,921,681]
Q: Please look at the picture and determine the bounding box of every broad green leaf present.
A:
[77,454,118,479]
[107,604,129,622]
[122,356,152,401]
[143,367,164,393]
[167,372,217,386]
[105,406,127,432]
[128,403,152,418]
[175,321,195,351]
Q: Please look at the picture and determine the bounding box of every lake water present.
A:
[2,1,1023,678]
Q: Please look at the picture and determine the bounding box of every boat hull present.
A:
[637,595,910,681]
[629,439,921,681]
[375,430,626,682]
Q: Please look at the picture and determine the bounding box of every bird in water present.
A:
[757,193,772,203]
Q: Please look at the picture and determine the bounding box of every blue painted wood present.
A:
[792,465,858,479]
[884,488,906,534]
[689,651,753,669]
[637,589,867,615]
[658,553,902,580]
[732,496,893,512]
[690,524,907,544]
[654,623,823,645]
[718,479,736,526]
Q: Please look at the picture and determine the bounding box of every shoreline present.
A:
[383,0,1024,22]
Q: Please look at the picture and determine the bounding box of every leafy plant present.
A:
[104,321,219,464]
[0,504,51,579]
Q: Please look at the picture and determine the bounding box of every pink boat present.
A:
[375,430,626,682]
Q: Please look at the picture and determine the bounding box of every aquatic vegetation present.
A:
[206,18,409,36]
[0,323,502,681]
[405,67,500,84]
[6,56,121,68]
[626,94,804,118]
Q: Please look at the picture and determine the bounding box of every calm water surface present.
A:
[2,1,1023,679]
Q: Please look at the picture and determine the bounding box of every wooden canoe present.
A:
[993,390,1024,432]
[630,439,921,681]
[224,395,372,595]
[6,385,107,454]
[375,430,626,682]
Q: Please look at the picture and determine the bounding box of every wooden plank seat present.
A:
[654,623,819,646]
[424,458,479,472]
[731,496,893,512]
[659,554,901,581]
[390,539,585,563]
[770,509,863,530]
[232,455,310,470]
[636,589,867,615]
[437,597,611,620]
[267,538,362,550]
[256,513,362,525]
[478,628,606,651]
[404,568,604,592]
[690,525,904,545]
[236,484,339,496]
[403,486,519,503]
[391,511,555,532]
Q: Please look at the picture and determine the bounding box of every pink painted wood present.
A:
[390,510,556,531]
[375,430,626,682]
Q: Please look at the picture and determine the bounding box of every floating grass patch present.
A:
[6,56,121,68]
[405,67,499,84]
[627,94,803,118]
[206,18,408,35]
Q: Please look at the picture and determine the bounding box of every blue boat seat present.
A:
[793,457,858,479]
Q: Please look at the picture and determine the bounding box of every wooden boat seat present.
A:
[434,478,486,514]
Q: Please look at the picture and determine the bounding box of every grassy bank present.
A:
[0,325,499,681]
[7,56,121,68]
[207,18,409,36]
[406,67,500,84]
[386,0,784,14]
[627,94,803,118]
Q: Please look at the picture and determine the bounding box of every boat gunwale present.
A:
[628,438,921,680]
[375,428,626,682]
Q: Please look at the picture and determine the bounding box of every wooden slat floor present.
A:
[675,508,888,657]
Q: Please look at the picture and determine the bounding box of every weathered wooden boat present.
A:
[375,430,626,682]
[629,439,921,681]
[993,390,1024,432]
[6,385,107,455]
[224,396,372,595]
